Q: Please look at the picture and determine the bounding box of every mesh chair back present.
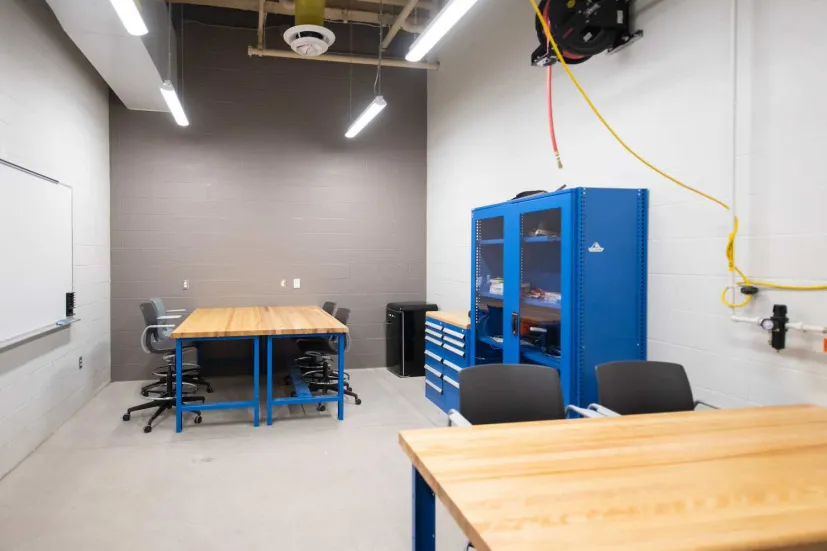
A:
[459,364,565,425]
[322,301,336,314]
[139,302,162,353]
[596,361,695,415]
[334,307,350,326]
[150,297,174,339]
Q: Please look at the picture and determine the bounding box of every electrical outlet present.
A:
[281,279,286,287]
[78,356,83,369]
[183,279,189,290]
[293,278,301,289]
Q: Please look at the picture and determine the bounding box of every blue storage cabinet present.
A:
[470,187,648,408]
[424,312,470,414]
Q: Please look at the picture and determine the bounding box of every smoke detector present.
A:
[283,24,336,57]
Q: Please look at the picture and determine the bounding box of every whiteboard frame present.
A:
[0,158,76,352]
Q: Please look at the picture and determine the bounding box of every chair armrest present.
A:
[139,325,175,353]
[566,405,604,419]
[157,315,182,320]
[447,409,472,427]
[589,404,621,417]
[694,400,718,410]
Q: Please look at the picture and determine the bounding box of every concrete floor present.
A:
[0,368,467,550]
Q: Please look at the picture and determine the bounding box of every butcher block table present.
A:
[399,405,827,551]
[170,306,348,432]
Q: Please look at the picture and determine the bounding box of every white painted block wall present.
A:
[427,0,827,407]
[0,0,111,479]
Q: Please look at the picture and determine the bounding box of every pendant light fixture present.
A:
[345,2,387,138]
[160,4,189,127]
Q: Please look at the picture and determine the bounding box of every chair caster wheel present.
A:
[194,415,203,424]
[123,413,131,421]
[206,386,214,393]
[143,425,152,433]
[141,391,149,397]
[317,404,326,412]
[355,398,362,405]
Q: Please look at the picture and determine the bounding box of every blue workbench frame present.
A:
[175,332,347,432]
[175,335,260,433]
[265,333,346,425]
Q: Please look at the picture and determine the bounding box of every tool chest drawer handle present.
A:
[443,328,465,339]
[425,365,442,377]
[425,328,442,338]
[425,321,442,330]
[425,350,443,362]
[425,380,442,393]
[442,344,465,357]
[425,336,442,346]
[443,336,465,348]
[443,375,459,389]
[442,360,462,373]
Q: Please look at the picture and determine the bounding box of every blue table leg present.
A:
[175,339,183,433]
[413,467,435,551]
[266,336,273,426]
[337,334,345,421]
[253,337,260,427]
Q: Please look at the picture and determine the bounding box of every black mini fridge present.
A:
[386,302,438,377]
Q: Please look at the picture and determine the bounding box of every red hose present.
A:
[543,1,563,169]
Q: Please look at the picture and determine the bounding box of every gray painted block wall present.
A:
[110,22,426,381]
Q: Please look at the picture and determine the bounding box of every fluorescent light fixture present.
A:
[345,96,387,138]
[160,80,190,127]
[109,0,148,36]
[406,0,481,62]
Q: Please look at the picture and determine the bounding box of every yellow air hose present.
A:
[528,0,827,308]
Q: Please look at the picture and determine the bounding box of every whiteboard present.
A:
[0,159,73,343]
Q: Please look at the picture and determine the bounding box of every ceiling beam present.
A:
[248,45,438,69]
[381,0,419,50]
[168,0,428,32]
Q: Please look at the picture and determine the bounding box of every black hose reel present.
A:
[531,0,643,67]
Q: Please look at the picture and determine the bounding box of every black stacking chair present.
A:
[321,301,336,314]
[448,364,566,426]
[122,302,205,433]
[595,361,717,415]
[296,307,361,408]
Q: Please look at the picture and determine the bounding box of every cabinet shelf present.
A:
[521,297,561,309]
[478,291,504,301]
[523,235,561,244]
[478,239,504,245]
[478,336,504,349]
[521,346,561,368]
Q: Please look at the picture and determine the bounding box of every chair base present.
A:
[123,394,205,433]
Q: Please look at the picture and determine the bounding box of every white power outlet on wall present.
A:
[182,279,189,290]
[293,278,301,289]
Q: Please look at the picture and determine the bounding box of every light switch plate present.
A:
[293,278,301,289]
[182,279,189,290]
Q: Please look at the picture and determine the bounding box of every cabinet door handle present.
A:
[512,312,519,336]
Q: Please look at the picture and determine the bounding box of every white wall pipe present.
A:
[382,0,420,50]
[728,0,739,309]
[731,315,827,334]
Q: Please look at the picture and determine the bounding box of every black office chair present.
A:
[595,361,716,415]
[321,301,336,314]
[140,299,212,397]
[450,364,565,426]
[296,307,362,408]
[122,302,205,433]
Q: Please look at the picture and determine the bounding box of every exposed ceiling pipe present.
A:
[257,0,266,48]
[248,45,438,69]
[360,0,435,11]
[381,0,420,50]
[168,0,427,32]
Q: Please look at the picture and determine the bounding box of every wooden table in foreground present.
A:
[400,405,827,551]
[171,306,348,432]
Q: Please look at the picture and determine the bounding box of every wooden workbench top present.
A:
[170,306,348,339]
[400,405,827,551]
[426,311,470,329]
